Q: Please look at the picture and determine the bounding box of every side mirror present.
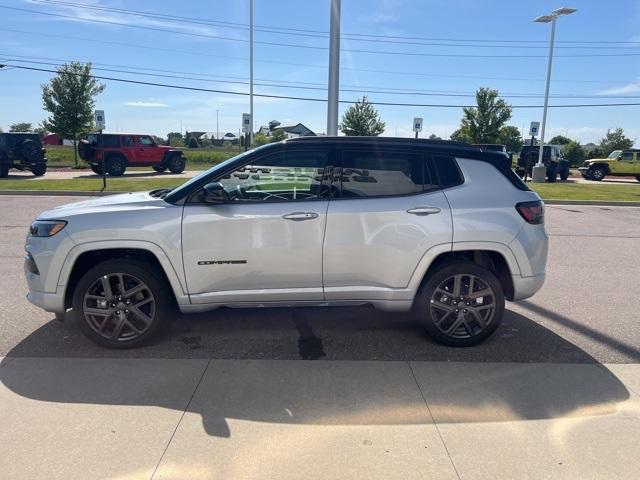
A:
[201,182,227,204]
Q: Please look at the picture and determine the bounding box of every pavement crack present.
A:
[293,317,326,360]
[407,362,462,480]
[150,358,211,480]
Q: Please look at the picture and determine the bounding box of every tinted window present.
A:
[339,150,432,198]
[102,135,120,148]
[213,148,329,202]
[140,136,154,146]
[121,136,134,147]
[432,155,463,188]
[622,152,634,161]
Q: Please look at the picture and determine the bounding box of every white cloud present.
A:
[124,101,168,108]
[598,82,640,95]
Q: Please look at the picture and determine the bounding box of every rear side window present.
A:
[432,154,464,188]
[339,149,435,198]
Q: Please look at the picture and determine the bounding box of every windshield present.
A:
[164,144,275,202]
[608,150,622,158]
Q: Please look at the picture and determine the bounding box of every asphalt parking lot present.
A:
[1,195,639,363]
[1,195,639,480]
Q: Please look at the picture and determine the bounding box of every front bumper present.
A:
[512,272,545,301]
[26,288,66,313]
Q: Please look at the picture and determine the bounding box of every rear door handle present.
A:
[283,212,319,221]
[406,206,441,216]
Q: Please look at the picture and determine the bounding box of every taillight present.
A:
[516,201,544,225]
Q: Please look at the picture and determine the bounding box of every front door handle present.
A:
[283,212,319,221]
[406,206,442,216]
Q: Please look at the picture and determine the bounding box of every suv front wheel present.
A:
[71,259,172,348]
[166,155,186,174]
[414,261,505,347]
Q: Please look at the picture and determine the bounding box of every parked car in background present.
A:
[77,133,186,176]
[578,149,640,182]
[0,132,47,177]
[517,145,569,182]
[25,137,547,349]
[471,144,511,170]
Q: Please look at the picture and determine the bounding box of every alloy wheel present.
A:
[429,273,496,339]
[82,273,156,342]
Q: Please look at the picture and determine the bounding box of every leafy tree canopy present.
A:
[339,96,385,136]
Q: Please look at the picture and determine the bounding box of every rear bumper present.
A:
[511,273,545,301]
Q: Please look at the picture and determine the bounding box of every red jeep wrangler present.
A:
[78,133,186,176]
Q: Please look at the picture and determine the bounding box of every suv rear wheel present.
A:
[71,259,172,349]
[166,155,186,174]
[106,156,126,176]
[19,139,41,163]
[414,261,505,347]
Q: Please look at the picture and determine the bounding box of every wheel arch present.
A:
[60,243,188,309]
[409,245,517,302]
[589,162,611,175]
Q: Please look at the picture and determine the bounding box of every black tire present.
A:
[166,155,186,174]
[106,156,126,176]
[152,165,167,173]
[19,139,42,163]
[31,163,47,176]
[71,259,173,349]
[546,163,557,183]
[636,176,640,182]
[589,166,606,181]
[77,140,95,161]
[558,162,570,181]
[413,261,505,347]
[0,152,8,178]
[90,164,104,175]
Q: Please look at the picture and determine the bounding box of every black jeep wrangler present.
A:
[516,145,569,182]
[0,133,48,177]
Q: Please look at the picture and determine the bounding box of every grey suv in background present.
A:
[0,132,47,177]
[24,137,548,349]
[517,145,569,182]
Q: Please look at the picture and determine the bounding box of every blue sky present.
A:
[1,0,640,144]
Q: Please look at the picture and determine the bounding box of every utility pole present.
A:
[249,0,254,148]
[216,109,219,140]
[327,0,341,136]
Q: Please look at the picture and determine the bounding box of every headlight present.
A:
[29,220,67,237]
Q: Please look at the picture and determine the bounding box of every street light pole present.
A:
[249,0,254,148]
[327,0,341,136]
[532,7,577,183]
[216,109,219,140]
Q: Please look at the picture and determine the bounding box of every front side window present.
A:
[339,150,429,198]
[214,148,329,202]
[608,150,622,159]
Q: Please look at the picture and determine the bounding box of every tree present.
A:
[450,128,472,143]
[599,128,633,155]
[9,122,33,132]
[339,96,385,136]
[41,62,105,165]
[167,131,183,146]
[34,122,49,139]
[428,134,442,140]
[497,125,523,152]
[270,129,286,142]
[253,133,269,146]
[548,135,572,145]
[562,140,585,167]
[455,88,512,143]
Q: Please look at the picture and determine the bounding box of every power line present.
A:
[4,5,640,59]
[32,0,640,47]
[0,28,623,84]
[5,63,640,109]
[3,54,639,99]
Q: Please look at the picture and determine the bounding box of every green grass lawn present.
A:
[45,145,238,168]
[1,175,639,201]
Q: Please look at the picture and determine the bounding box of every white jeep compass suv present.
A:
[24,137,547,349]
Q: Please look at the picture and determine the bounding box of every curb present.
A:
[544,199,640,207]
[1,190,640,207]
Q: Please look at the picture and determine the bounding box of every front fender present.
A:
[56,240,189,306]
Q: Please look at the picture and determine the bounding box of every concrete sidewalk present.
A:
[1,358,638,480]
